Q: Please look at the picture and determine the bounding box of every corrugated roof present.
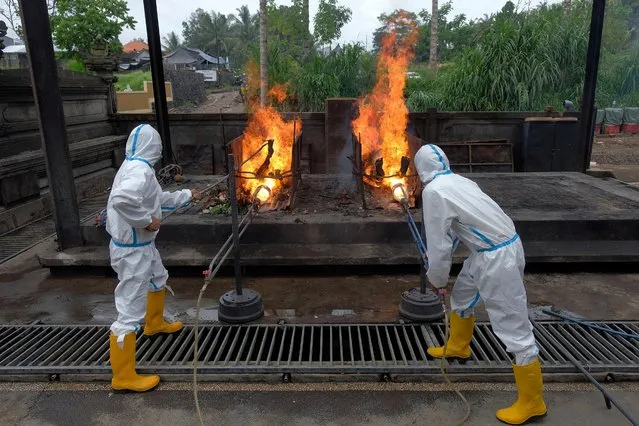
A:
[164,46,226,64]
[3,45,62,53]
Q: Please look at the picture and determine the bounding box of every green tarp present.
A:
[604,108,624,125]
[596,109,605,124]
[623,107,639,124]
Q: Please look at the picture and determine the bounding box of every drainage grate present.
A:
[0,195,107,264]
[0,321,637,377]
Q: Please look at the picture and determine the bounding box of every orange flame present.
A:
[239,62,301,201]
[352,13,418,191]
[268,83,289,104]
[245,60,261,111]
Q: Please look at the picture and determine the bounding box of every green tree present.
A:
[229,5,258,68]
[266,0,307,58]
[372,10,420,53]
[1,0,56,36]
[313,0,352,47]
[182,9,233,68]
[417,2,480,63]
[209,12,232,69]
[231,5,258,44]
[162,31,181,53]
[51,0,136,56]
[182,8,212,50]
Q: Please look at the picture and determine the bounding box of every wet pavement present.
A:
[0,240,638,325]
[1,382,638,426]
[1,242,638,425]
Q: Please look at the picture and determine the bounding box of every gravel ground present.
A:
[591,134,639,165]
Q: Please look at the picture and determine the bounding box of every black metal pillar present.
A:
[579,0,606,171]
[19,0,82,250]
[218,154,263,324]
[143,0,173,167]
[227,154,244,295]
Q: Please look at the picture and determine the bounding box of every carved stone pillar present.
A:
[84,41,120,115]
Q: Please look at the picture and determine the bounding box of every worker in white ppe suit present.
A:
[106,124,196,393]
[415,144,546,425]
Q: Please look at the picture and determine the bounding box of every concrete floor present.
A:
[1,382,638,426]
[1,240,638,325]
[1,236,639,426]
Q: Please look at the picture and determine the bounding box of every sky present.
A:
[118,0,562,48]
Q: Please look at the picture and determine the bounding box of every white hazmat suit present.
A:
[107,124,192,341]
[415,143,537,364]
[415,144,546,424]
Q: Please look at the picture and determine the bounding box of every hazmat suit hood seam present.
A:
[414,144,452,185]
[125,124,163,166]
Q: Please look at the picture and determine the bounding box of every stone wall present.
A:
[0,69,115,157]
[164,69,206,107]
[113,112,326,174]
[0,68,124,225]
[114,106,582,175]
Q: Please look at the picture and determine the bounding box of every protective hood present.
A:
[414,144,451,184]
[126,124,162,166]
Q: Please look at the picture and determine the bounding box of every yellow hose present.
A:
[440,294,472,426]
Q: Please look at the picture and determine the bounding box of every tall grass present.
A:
[597,47,639,107]
[116,71,153,91]
[292,44,377,111]
[440,4,590,111]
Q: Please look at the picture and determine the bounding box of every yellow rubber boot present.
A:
[143,289,184,337]
[496,359,547,424]
[427,312,474,359]
[109,333,159,393]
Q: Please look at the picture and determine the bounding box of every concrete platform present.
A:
[39,172,639,270]
[2,382,638,426]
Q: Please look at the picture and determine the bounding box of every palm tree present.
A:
[229,5,259,68]
[231,5,258,43]
[429,0,438,70]
[207,12,231,70]
[259,0,268,107]
[162,31,181,53]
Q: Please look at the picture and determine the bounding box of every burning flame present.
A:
[391,179,408,203]
[241,109,301,199]
[239,61,301,201]
[245,60,261,111]
[268,83,289,104]
[254,184,272,203]
[352,13,418,194]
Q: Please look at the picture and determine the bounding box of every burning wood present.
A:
[255,139,274,178]
[400,156,410,177]
[374,158,385,179]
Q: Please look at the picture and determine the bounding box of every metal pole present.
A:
[579,0,606,172]
[220,109,227,174]
[419,218,428,294]
[19,0,82,250]
[143,0,173,167]
[227,154,243,295]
